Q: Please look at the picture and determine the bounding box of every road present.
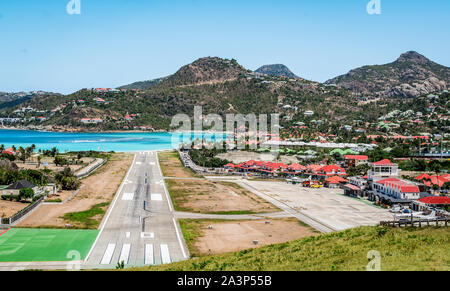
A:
[84,151,189,269]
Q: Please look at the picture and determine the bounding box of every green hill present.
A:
[130,226,450,271]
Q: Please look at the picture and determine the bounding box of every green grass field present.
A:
[0,228,98,262]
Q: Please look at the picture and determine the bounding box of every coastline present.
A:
[0,127,233,135]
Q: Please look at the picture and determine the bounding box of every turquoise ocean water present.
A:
[0,130,226,153]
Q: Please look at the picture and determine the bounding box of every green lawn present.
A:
[0,228,98,262]
[129,226,450,271]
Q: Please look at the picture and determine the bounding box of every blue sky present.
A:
[0,0,449,94]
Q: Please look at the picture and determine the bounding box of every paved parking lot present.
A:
[242,181,394,231]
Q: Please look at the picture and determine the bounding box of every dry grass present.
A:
[158,151,200,178]
[166,179,280,214]
[179,218,318,257]
[0,200,30,218]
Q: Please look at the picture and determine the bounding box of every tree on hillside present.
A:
[19,188,34,201]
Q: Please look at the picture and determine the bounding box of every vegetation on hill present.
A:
[129,226,450,271]
[117,77,167,91]
[327,51,450,98]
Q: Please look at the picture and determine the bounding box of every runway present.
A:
[84,151,189,269]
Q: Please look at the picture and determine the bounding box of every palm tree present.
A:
[37,155,42,168]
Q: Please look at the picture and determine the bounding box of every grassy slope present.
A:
[130,226,450,271]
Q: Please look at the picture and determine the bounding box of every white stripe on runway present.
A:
[122,193,134,201]
[160,244,171,264]
[145,244,154,265]
[118,244,131,265]
[151,194,163,201]
[141,232,155,239]
[125,232,131,239]
[100,244,116,265]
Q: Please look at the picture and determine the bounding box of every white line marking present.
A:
[100,244,116,265]
[136,162,142,165]
[122,193,134,201]
[118,244,131,265]
[151,194,163,201]
[141,232,155,239]
[173,217,188,259]
[85,154,137,262]
[160,244,171,264]
[125,232,131,239]
[149,162,156,165]
[145,244,154,265]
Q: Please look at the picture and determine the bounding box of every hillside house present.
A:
[2,180,38,196]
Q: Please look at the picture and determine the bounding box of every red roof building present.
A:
[320,165,347,176]
[417,196,450,205]
[325,176,348,184]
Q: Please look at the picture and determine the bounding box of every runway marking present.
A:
[151,194,163,201]
[100,244,116,265]
[149,162,156,165]
[160,244,171,264]
[141,232,155,239]
[122,193,134,201]
[118,244,131,265]
[136,162,142,165]
[145,244,154,265]
[125,232,131,239]
[173,217,188,259]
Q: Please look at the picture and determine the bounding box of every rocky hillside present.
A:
[326,51,449,98]
[160,57,248,87]
[256,64,299,78]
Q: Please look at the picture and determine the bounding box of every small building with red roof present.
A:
[324,176,348,188]
[413,196,450,211]
[2,147,15,156]
[344,155,369,168]
[319,165,347,177]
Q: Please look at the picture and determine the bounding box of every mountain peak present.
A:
[396,51,430,64]
[326,51,449,98]
[255,64,299,78]
[162,57,247,87]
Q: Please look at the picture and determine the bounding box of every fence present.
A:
[75,158,106,179]
[2,196,45,225]
[380,217,449,228]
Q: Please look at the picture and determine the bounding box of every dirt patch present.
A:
[166,179,280,214]
[183,219,317,256]
[18,153,134,229]
[0,200,30,219]
[45,190,75,203]
[158,151,200,178]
